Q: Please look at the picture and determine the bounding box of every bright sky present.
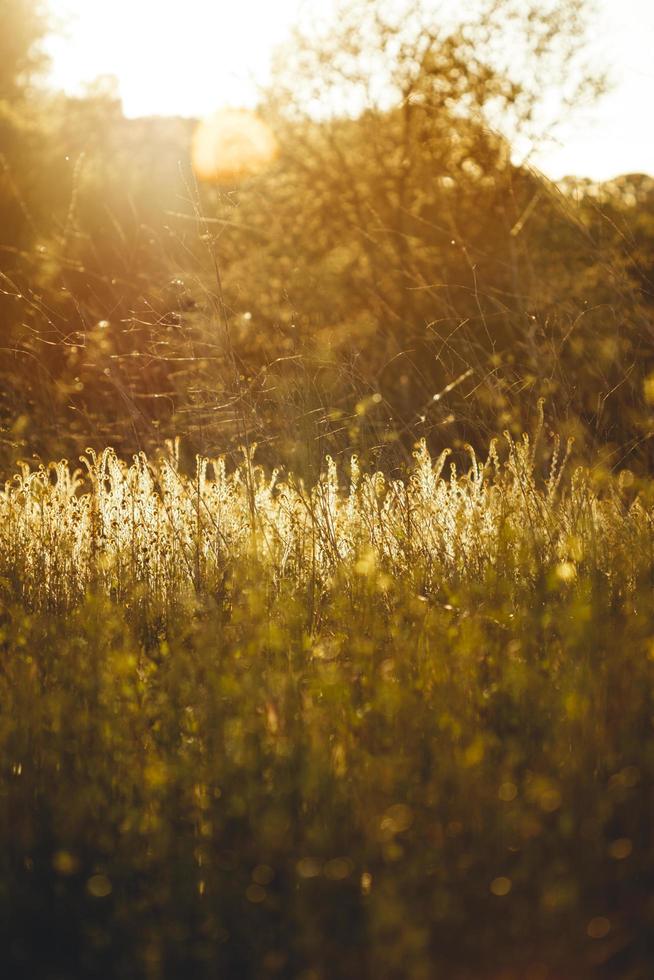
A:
[44,0,654,181]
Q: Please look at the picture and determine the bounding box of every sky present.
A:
[44,0,654,182]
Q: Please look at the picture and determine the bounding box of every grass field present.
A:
[2,2,654,977]
[1,420,653,978]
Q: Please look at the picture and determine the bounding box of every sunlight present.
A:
[192,108,278,183]
[4,3,654,973]
[45,0,306,118]
[44,0,654,181]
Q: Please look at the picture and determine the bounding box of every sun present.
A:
[45,0,305,119]
[42,0,654,181]
[191,108,278,183]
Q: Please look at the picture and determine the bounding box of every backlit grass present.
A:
[1,420,653,978]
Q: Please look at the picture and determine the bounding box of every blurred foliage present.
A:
[1,3,654,975]
[2,516,654,977]
[0,420,653,975]
[0,0,48,99]
[0,0,652,474]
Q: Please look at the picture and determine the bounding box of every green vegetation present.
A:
[1,0,654,976]
[1,425,654,977]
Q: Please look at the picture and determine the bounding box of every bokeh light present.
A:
[192,108,278,184]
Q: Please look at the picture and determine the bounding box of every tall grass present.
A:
[1,413,652,619]
[1,417,654,977]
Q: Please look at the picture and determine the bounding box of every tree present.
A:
[0,0,48,99]
[0,0,49,244]
[194,0,612,456]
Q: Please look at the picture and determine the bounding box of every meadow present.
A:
[1,416,654,978]
[3,1,654,976]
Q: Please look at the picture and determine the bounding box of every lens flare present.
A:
[192,108,278,183]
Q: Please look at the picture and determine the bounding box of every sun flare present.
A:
[192,108,278,183]
[44,0,654,181]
